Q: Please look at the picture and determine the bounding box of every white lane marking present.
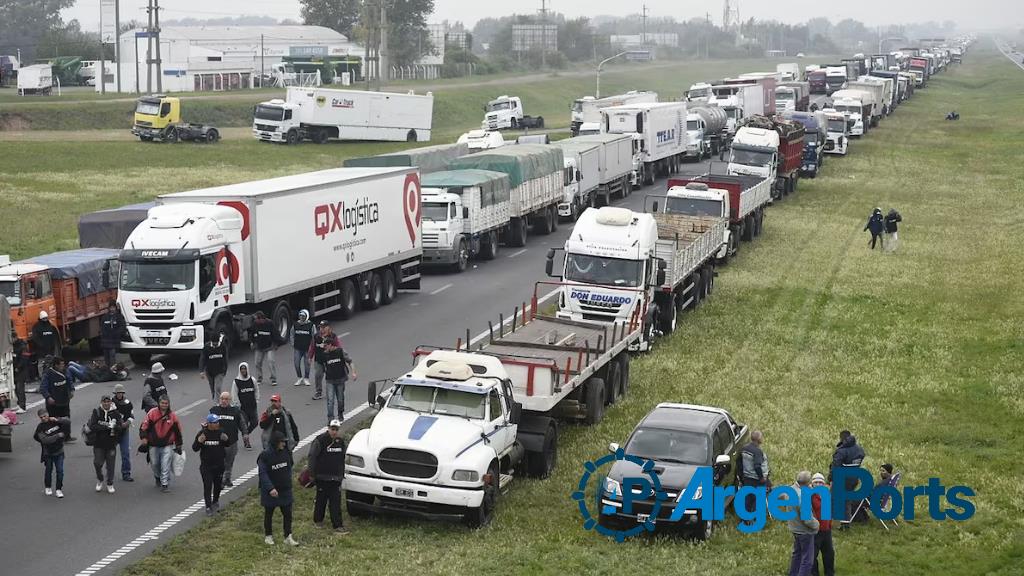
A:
[27,382,94,409]
[174,399,207,417]
[73,290,561,575]
[507,249,528,258]
[429,283,453,295]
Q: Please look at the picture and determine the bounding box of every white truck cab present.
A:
[822,109,850,155]
[832,96,865,136]
[728,127,779,184]
[252,98,302,143]
[685,113,708,159]
[664,183,731,260]
[457,129,505,151]
[685,82,712,103]
[483,95,523,130]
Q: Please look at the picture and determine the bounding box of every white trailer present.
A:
[117,167,423,362]
[252,87,433,144]
[571,133,634,204]
[709,84,764,137]
[850,78,891,119]
[571,90,658,135]
[419,170,512,272]
[601,101,688,186]
[447,144,564,248]
[553,140,601,221]
[17,64,53,95]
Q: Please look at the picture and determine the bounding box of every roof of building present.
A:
[125,25,348,44]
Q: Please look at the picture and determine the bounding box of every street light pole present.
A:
[596,51,629,99]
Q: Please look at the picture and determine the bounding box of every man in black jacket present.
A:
[291,310,313,387]
[322,341,357,425]
[249,311,277,386]
[31,311,61,378]
[99,301,125,368]
[87,395,126,493]
[12,334,30,413]
[830,430,867,525]
[738,430,770,524]
[193,413,231,515]
[112,383,135,482]
[34,408,70,498]
[308,419,349,534]
[883,208,903,252]
[199,332,229,399]
[142,362,168,412]
[210,391,247,487]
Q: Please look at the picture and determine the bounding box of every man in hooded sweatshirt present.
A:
[87,394,126,493]
[829,430,866,526]
[193,413,231,515]
[142,363,168,412]
[31,311,61,377]
[34,408,70,498]
[230,363,259,451]
[210,391,246,486]
[258,431,298,546]
[199,332,229,399]
[248,311,277,387]
[291,310,314,387]
[863,208,885,250]
[259,394,299,451]
[883,208,903,252]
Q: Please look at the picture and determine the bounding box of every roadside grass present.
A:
[122,47,1024,576]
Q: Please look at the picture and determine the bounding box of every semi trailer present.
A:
[419,170,512,272]
[601,102,688,186]
[571,91,658,136]
[665,174,772,263]
[570,134,635,205]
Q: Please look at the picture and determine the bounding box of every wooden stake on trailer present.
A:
[488,321,495,344]
[522,302,528,327]
[512,307,519,332]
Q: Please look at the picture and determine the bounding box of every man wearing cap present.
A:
[323,341,357,425]
[210,391,246,487]
[193,413,232,515]
[259,394,299,451]
[34,407,70,498]
[307,419,350,534]
[143,363,168,412]
[112,383,135,482]
[258,431,298,546]
[810,473,834,576]
[31,310,61,378]
[308,321,340,401]
[87,394,126,493]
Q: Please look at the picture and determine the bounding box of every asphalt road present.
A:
[2,160,718,576]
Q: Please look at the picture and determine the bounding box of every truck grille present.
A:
[824,141,836,150]
[135,121,152,127]
[255,124,277,132]
[579,301,624,314]
[378,448,438,479]
[134,308,175,321]
[143,337,171,346]
[421,233,439,244]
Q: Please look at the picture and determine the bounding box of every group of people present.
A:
[863,207,903,252]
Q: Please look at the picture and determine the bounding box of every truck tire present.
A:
[704,265,715,296]
[364,272,384,309]
[741,215,755,241]
[510,117,518,130]
[524,422,558,478]
[548,206,559,233]
[206,128,219,143]
[312,129,328,144]
[508,218,527,247]
[659,295,678,334]
[346,492,374,517]
[140,135,153,142]
[165,128,178,143]
[271,301,293,344]
[584,377,606,425]
[536,117,544,128]
[643,164,654,186]
[339,279,358,319]
[463,463,499,528]
[129,352,151,366]
[753,209,763,237]
[702,269,713,299]
[534,209,552,235]
[480,231,499,260]
[616,353,630,397]
[381,268,398,305]
[604,360,622,405]
[453,239,470,273]
[286,130,299,145]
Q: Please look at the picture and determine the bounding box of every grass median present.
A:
[119,46,1024,576]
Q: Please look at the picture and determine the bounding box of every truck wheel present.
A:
[339,279,358,319]
[129,352,151,366]
[534,209,552,235]
[702,269,713,299]
[364,272,384,309]
[481,231,499,260]
[286,130,299,145]
[453,239,470,273]
[165,128,178,143]
[617,353,630,397]
[509,218,527,247]
[381,268,398,305]
[604,360,622,405]
[584,377,606,425]
[346,492,374,517]
[271,301,293,344]
[705,266,715,296]
[463,464,498,528]
[548,205,559,232]
[206,129,219,143]
[756,210,765,236]
[643,165,654,186]
[525,422,558,478]
[659,295,678,334]
[510,117,518,130]
[312,129,328,144]
[140,135,153,142]
[536,117,544,128]
[741,215,754,241]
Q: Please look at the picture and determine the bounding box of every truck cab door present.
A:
[487,389,515,454]
[21,273,57,340]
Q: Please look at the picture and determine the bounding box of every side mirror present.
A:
[367,381,379,408]
[544,248,555,277]
[608,442,620,454]
[714,454,731,467]
[509,402,522,425]
[655,259,667,286]
[576,170,582,181]
[102,261,111,288]
[652,201,659,213]
[462,207,469,219]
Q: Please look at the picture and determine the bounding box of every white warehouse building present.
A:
[105,25,360,93]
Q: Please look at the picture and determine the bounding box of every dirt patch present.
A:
[0,113,31,131]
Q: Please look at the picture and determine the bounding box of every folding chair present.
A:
[845,472,902,530]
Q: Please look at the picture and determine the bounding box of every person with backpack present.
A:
[139,396,183,492]
[291,310,314,387]
[112,383,135,482]
[248,311,278,387]
[829,430,867,526]
[322,341,357,425]
[259,394,299,451]
[86,395,126,494]
[884,208,903,252]
[193,413,231,515]
[142,363,168,412]
[258,431,298,546]
[34,408,70,498]
[230,363,259,451]
[210,391,247,487]
[199,332,229,400]
[307,419,350,534]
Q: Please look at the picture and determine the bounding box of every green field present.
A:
[110,46,1024,575]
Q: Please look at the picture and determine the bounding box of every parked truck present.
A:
[850,77,892,118]
[824,66,848,95]
[728,115,805,199]
[664,174,772,264]
[346,296,643,525]
[808,69,828,94]
[419,170,512,272]
[685,105,728,160]
[830,90,873,135]
[133,95,221,143]
[571,133,635,205]
[447,144,564,247]
[724,75,778,115]
[17,64,53,95]
[253,87,433,144]
[553,140,601,221]
[776,63,801,81]
[0,249,120,353]
[685,82,713,103]
[780,110,827,178]
[116,167,423,362]
[571,91,658,136]
[775,82,810,112]
[549,205,725,349]
[343,142,469,174]
[822,109,851,155]
[708,83,767,138]
[601,101,688,186]
[483,95,544,131]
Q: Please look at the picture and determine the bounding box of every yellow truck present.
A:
[132,94,221,143]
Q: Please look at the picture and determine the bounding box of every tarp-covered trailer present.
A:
[78,202,156,249]
[343,142,469,174]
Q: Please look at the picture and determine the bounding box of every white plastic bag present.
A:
[172,450,187,477]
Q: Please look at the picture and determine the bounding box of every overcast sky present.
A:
[64,0,1017,34]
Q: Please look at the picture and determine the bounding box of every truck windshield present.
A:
[776,90,795,101]
[723,107,740,119]
[254,105,284,121]
[828,119,846,132]
[120,261,195,292]
[389,384,486,420]
[565,254,643,288]
[136,100,160,115]
[487,101,511,112]
[686,120,700,130]
[421,202,452,222]
[0,279,20,306]
[664,197,723,217]
[625,427,709,465]
[730,147,773,167]
[688,88,709,99]
[572,100,584,113]
[836,105,860,115]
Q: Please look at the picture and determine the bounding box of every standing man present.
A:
[40,357,76,441]
[231,362,259,450]
[258,432,298,546]
[99,300,125,368]
[139,396,183,493]
[829,430,866,526]
[31,310,61,377]
[259,393,299,451]
[737,430,770,524]
[308,321,340,401]
[810,473,835,576]
[34,408,70,498]
[193,413,231,515]
[12,333,30,414]
[87,394,125,494]
[112,383,135,482]
[323,341,357,425]
[210,391,246,487]
[884,208,903,252]
[307,419,350,534]
[291,310,313,387]
[249,311,278,387]
[863,207,885,250]
[199,332,229,400]
[783,470,819,576]
[142,362,168,412]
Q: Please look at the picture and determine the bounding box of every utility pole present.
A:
[153,0,162,92]
[114,0,121,93]
[539,0,548,69]
[641,3,649,46]
[99,4,106,94]
[145,0,153,93]
[379,0,388,89]
[260,34,265,87]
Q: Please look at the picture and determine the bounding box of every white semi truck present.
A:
[601,101,688,186]
[708,84,765,138]
[553,139,601,221]
[824,66,848,95]
[822,110,850,155]
[346,298,642,526]
[419,170,511,272]
[849,78,891,120]
[549,206,725,351]
[447,144,564,248]
[685,105,729,160]
[252,87,434,144]
[17,64,53,95]
[482,95,544,131]
[116,168,423,362]
[570,91,658,136]
[830,90,873,136]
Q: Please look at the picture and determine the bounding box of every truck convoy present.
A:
[571,91,658,136]
[419,170,512,272]
[570,134,635,206]
[116,167,423,362]
[253,87,434,144]
[665,174,772,263]
[601,101,689,186]
[728,115,805,199]
[685,105,728,160]
[132,95,221,143]
[483,95,544,131]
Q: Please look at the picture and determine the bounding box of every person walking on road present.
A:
[31,311,61,378]
[737,430,770,523]
[40,357,76,441]
[13,334,31,413]
[99,300,125,368]
[139,396,183,493]
[112,383,135,482]
[34,408,70,498]
[782,470,819,576]
[258,431,298,546]
[230,362,259,451]
[291,310,314,387]
[863,207,885,250]
[884,208,903,252]
[87,394,125,494]
[210,391,247,486]
[323,341,357,425]
[830,430,867,525]
[142,362,168,412]
[200,332,229,399]
[259,394,299,451]
[249,311,278,387]
[193,413,232,515]
[308,419,350,534]
[309,321,340,401]
[810,473,835,576]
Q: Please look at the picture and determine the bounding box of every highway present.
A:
[2,160,718,576]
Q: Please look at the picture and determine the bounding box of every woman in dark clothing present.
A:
[863,208,885,250]
[258,431,297,546]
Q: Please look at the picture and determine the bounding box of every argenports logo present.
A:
[131,299,176,308]
[314,198,381,240]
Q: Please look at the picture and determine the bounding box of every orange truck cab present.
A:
[0,249,120,353]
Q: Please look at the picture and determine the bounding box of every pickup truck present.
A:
[599,403,750,540]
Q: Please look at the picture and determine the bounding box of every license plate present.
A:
[143,331,165,337]
[637,513,653,524]
[395,487,414,498]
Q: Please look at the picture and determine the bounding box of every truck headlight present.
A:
[180,328,196,343]
[345,454,365,468]
[452,469,479,482]
[604,477,621,497]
